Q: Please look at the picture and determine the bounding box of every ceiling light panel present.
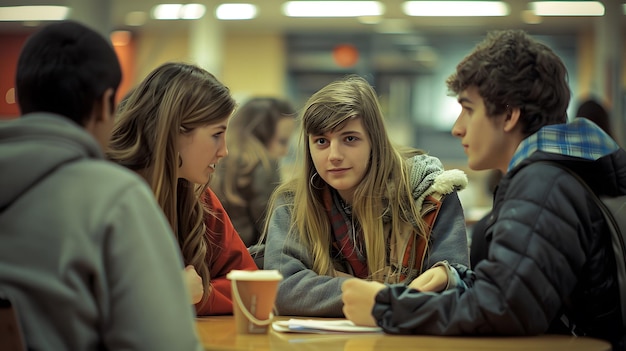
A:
[152,4,181,19]
[180,3,206,19]
[402,1,509,17]
[530,1,604,16]
[282,1,384,17]
[216,3,258,20]
[152,3,206,20]
[0,6,69,21]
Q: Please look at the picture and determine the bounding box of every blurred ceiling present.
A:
[0,0,624,36]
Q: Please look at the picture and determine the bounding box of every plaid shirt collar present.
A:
[509,118,619,171]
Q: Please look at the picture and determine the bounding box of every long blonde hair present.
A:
[107,62,235,304]
[265,75,427,280]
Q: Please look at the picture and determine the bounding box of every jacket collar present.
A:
[508,118,619,172]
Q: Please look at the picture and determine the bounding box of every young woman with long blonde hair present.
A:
[263,75,470,316]
[108,62,257,315]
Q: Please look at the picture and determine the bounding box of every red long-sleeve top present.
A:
[195,188,258,315]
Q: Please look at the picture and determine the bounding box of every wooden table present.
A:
[195,316,612,351]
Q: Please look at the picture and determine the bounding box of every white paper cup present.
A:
[227,270,283,334]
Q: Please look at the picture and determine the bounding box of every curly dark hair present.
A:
[446,29,570,136]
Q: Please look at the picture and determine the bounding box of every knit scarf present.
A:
[322,186,369,279]
[321,154,468,283]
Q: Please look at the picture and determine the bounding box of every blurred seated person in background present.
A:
[575,98,613,138]
[263,75,470,317]
[212,97,296,257]
[342,29,626,351]
[107,62,257,316]
[0,21,202,350]
[469,169,502,268]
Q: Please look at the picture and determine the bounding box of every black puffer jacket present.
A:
[373,148,626,349]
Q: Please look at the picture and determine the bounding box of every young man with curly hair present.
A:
[342,29,626,350]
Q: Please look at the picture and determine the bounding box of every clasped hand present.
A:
[342,265,448,326]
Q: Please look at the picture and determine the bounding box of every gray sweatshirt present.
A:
[0,114,202,351]
[264,154,469,317]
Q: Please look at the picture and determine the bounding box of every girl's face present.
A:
[309,117,371,204]
[267,117,296,159]
[177,118,229,184]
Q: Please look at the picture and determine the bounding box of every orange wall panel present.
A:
[113,35,137,103]
[0,34,28,119]
[0,32,136,119]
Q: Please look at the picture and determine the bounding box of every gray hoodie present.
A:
[0,113,202,351]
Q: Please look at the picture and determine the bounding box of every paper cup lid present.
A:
[227,269,283,281]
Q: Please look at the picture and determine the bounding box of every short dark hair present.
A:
[16,20,122,125]
[446,29,570,135]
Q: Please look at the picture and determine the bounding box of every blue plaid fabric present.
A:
[509,118,620,171]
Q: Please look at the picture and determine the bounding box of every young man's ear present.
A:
[503,106,521,133]
[84,88,116,149]
[96,88,115,124]
[85,88,115,128]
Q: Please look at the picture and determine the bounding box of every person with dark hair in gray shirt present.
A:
[0,21,202,351]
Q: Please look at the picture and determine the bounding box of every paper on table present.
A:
[272,318,383,334]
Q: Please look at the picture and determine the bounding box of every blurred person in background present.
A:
[0,21,202,350]
[108,62,257,316]
[213,97,296,257]
[575,98,613,138]
[263,75,469,317]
